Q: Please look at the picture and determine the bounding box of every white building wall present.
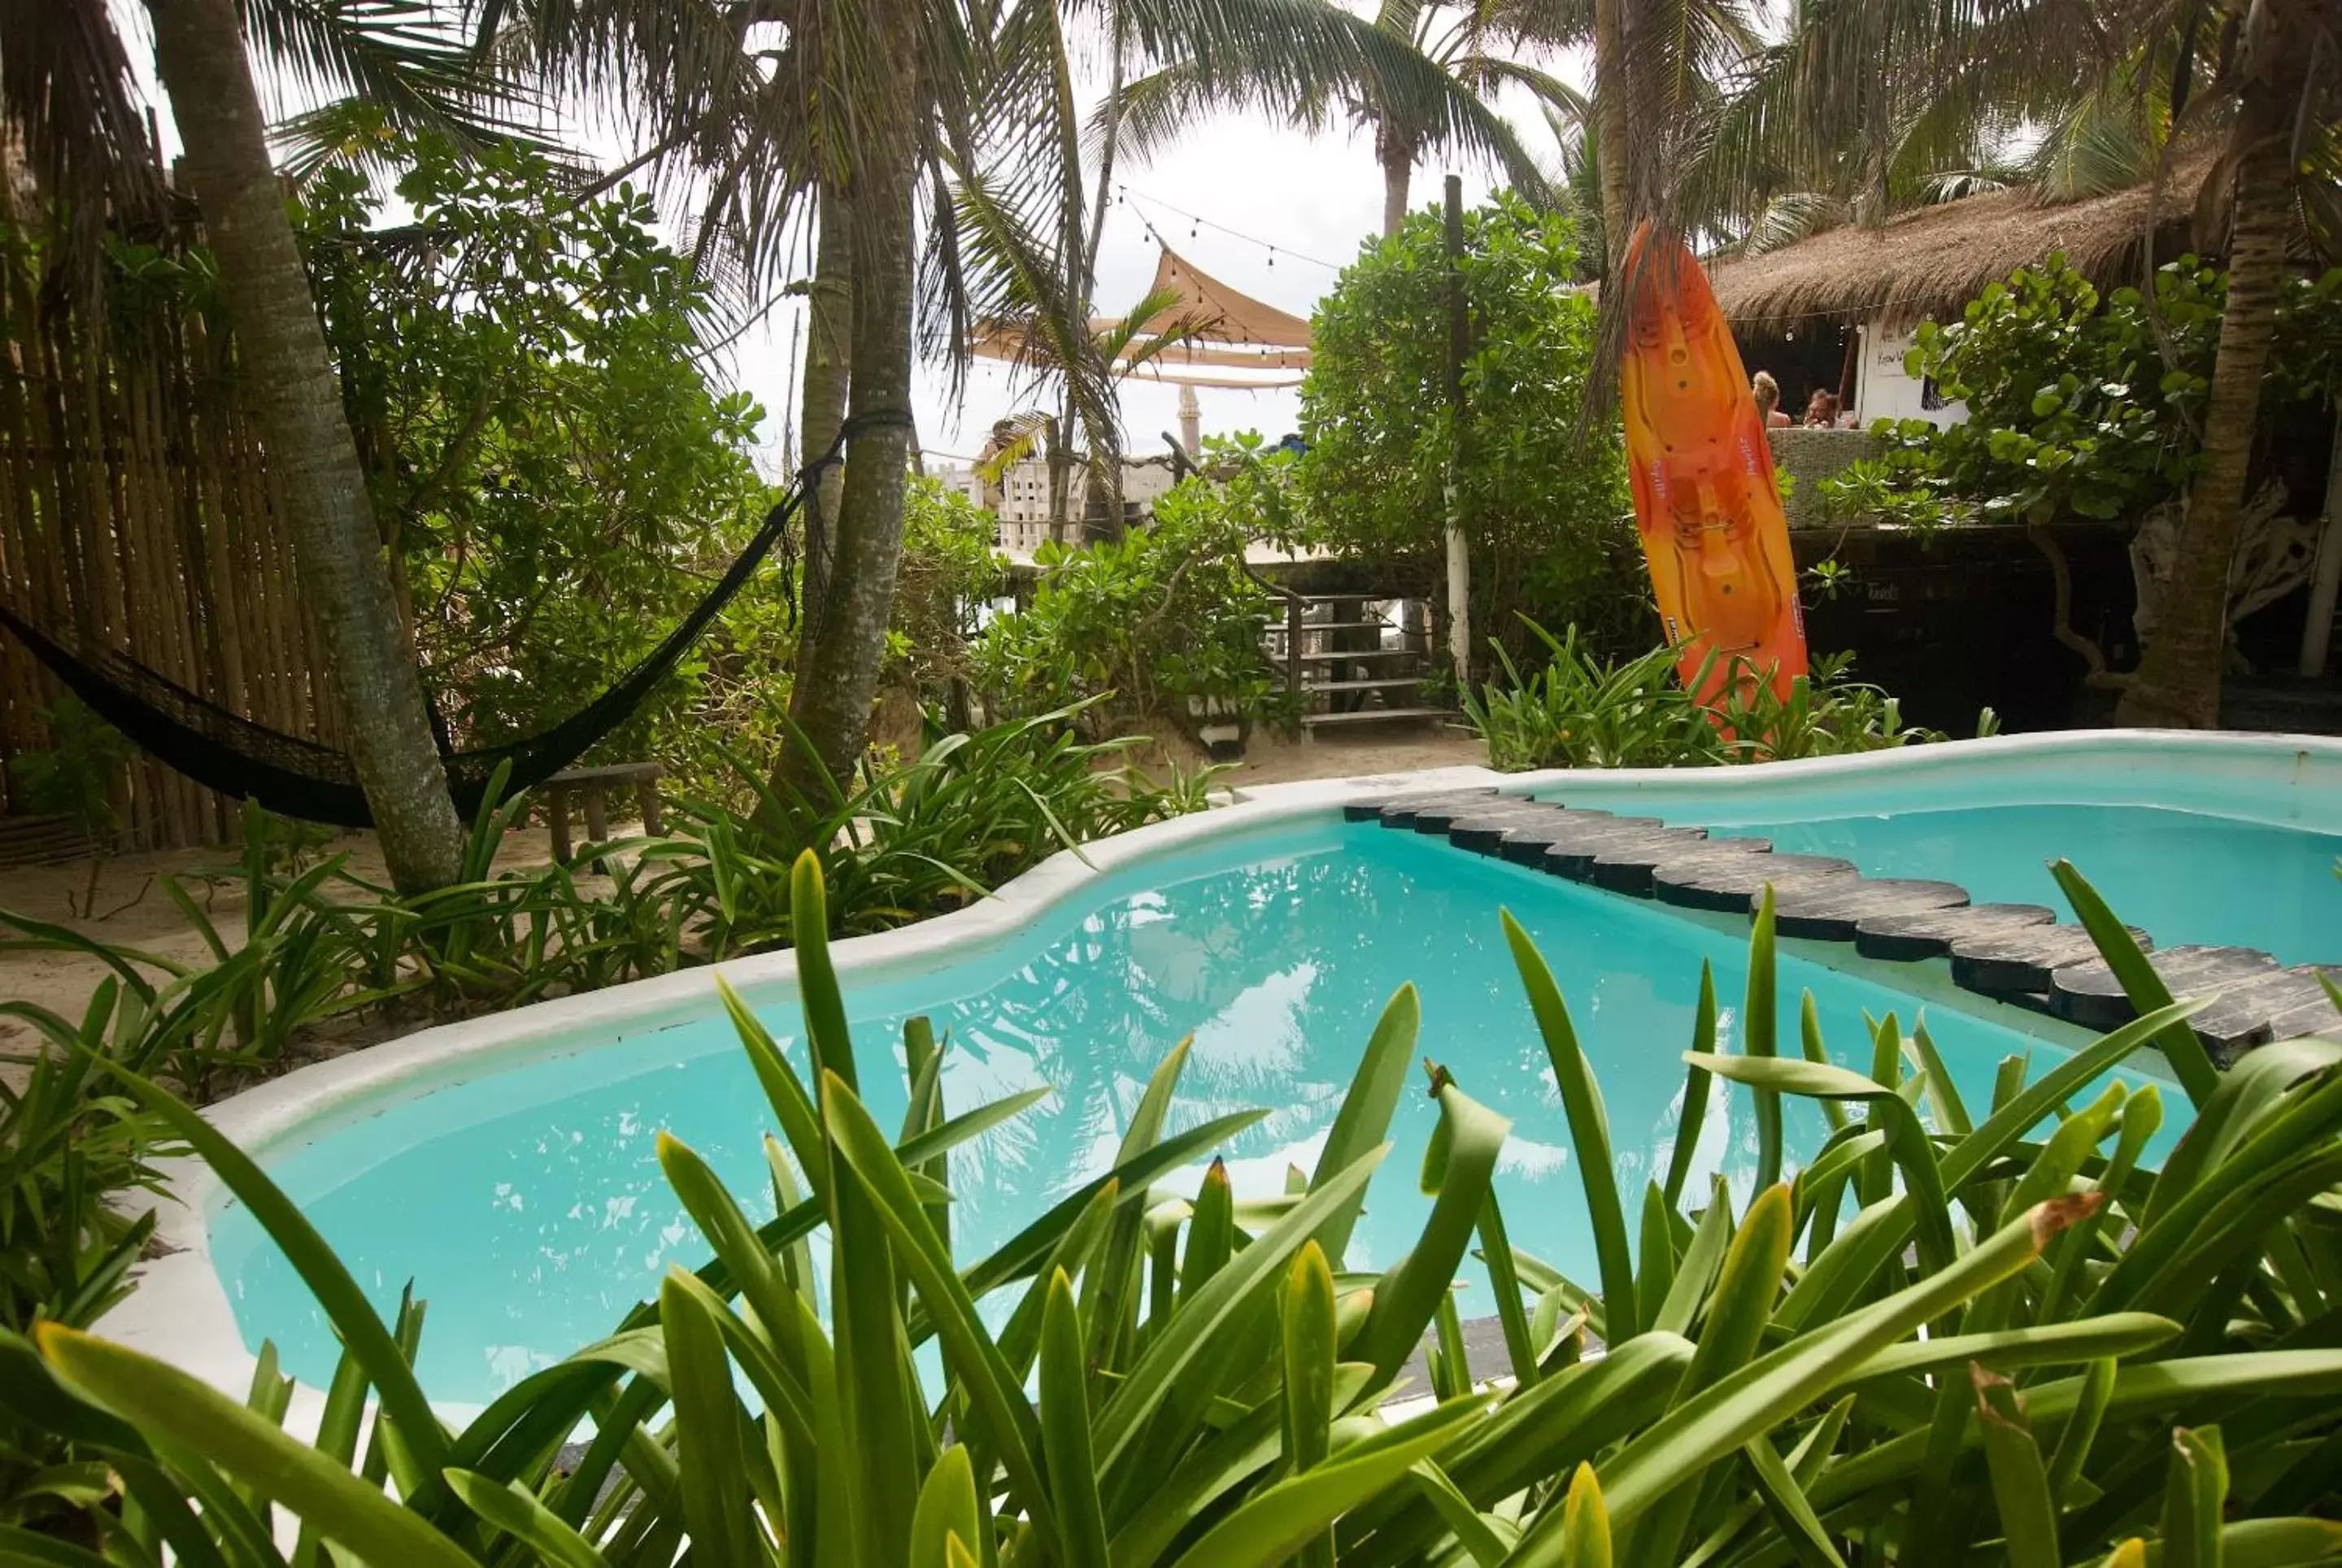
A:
[1853,318,1967,428]
[983,456,1187,555]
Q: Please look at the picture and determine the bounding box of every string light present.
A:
[1117,184,1340,270]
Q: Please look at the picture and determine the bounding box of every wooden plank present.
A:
[1852,902,2059,963]
[1952,924,2154,1000]
[1770,878,1969,942]
[1656,853,1863,913]
[1591,835,1775,898]
[1443,803,1571,853]
[2049,944,2284,1032]
[1513,817,1684,877]
[1347,790,1493,825]
[2187,966,2342,1064]
[1375,793,1502,830]
[1299,707,1452,728]
[2254,969,2342,1048]
[1544,825,1710,883]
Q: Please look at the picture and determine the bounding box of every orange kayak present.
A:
[1618,221,1807,706]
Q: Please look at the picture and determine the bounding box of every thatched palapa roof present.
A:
[1709,168,2209,335]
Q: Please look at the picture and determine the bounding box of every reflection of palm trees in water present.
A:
[938,848,1401,1216]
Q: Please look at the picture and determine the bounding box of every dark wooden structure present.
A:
[542,762,664,863]
[0,173,342,850]
[1352,788,2341,1065]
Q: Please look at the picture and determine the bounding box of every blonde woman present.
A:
[1752,371,1792,429]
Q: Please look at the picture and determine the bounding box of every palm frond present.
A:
[0,0,167,263]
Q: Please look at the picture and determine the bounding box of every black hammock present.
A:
[0,417,868,828]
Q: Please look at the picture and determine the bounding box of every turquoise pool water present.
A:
[1704,804,2342,965]
[210,818,2179,1402]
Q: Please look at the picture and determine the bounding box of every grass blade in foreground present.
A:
[36,1326,474,1568]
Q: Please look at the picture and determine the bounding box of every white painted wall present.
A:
[986,456,1186,554]
[1854,319,1967,428]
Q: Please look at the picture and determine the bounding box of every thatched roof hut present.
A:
[1709,169,2209,335]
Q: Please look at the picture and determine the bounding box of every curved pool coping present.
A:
[98,729,2342,1427]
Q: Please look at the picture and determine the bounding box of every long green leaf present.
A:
[444,1470,610,1568]
[2051,861,2218,1105]
[90,1062,453,1514]
[37,1326,472,1568]
[911,1446,982,1568]
[1164,1395,1489,1568]
[1504,911,1636,1342]
[1973,1366,2059,1568]
[1663,965,1719,1208]
[818,1073,1057,1548]
[1597,1196,2096,1528]
[1095,1150,1386,1475]
[1283,1242,1338,1568]
[1312,984,1421,1266]
[1354,1084,1508,1383]
[1042,1270,1112,1568]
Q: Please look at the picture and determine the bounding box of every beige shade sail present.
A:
[969,242,1314,387]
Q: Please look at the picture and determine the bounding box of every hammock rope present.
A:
[0,409,908,827]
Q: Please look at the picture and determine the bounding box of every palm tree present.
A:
[1111,0,1574,239]
[1660,0,2336,726]
[478,0,1556,802]
[2115,3,2335,727]
[3,0,509,889]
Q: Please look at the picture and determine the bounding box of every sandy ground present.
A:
[0,823,572,1085]
[0,726,1489,1077]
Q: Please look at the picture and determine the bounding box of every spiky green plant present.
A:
[5,860,2340,1563]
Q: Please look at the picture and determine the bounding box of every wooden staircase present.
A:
[1264,595,1450,732]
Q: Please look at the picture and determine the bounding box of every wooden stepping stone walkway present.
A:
[1343,788,2342,1064]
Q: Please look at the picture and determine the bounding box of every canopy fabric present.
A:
[970,243,1313,388]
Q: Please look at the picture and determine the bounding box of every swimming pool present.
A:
[1706,805,2341,963]
[115,733,2340,1413]
[201,813,2165,1404]
[1536,732,2342,965]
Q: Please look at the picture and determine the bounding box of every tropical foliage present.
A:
[886,477,1012,712]
[1822,255,2342,533]
[10,858,2342,1564]
[1464,621,1988,769]
[974,463,1291,738]
[294,134,792,781]
[1297,194,1646,669]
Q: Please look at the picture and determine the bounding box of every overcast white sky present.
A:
[122,3,1586,476]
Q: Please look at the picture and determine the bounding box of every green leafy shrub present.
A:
[1464,621,1986,769]
[9,860,2342,1563]
[5,699,133,915]
[1296,192,1646,664]
[0,713,1217,1087]
[1827,255,2342,529]
[886,476,1010,707]
[973,469,1288,737]
[292,133,790,799]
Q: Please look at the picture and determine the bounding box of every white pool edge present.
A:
[98,728,2342,1428]
[102,764,1513,1422]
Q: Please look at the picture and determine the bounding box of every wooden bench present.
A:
[542,762,664,864]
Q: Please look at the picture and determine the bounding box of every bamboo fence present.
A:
[0,176,341,852]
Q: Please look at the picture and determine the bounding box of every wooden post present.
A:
[637,773,666,836]
[1285,592,1305,729]
[547,785,572,863]
[2297,413,2342,678]
[1442,175,1472,687]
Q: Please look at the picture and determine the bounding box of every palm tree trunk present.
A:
[774,20,921,811]
[1378,124,1414,237]
[2114,85,2295,730]
[798,182,852,628]
[145,0,462,890]
[1594,0,1630,275]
